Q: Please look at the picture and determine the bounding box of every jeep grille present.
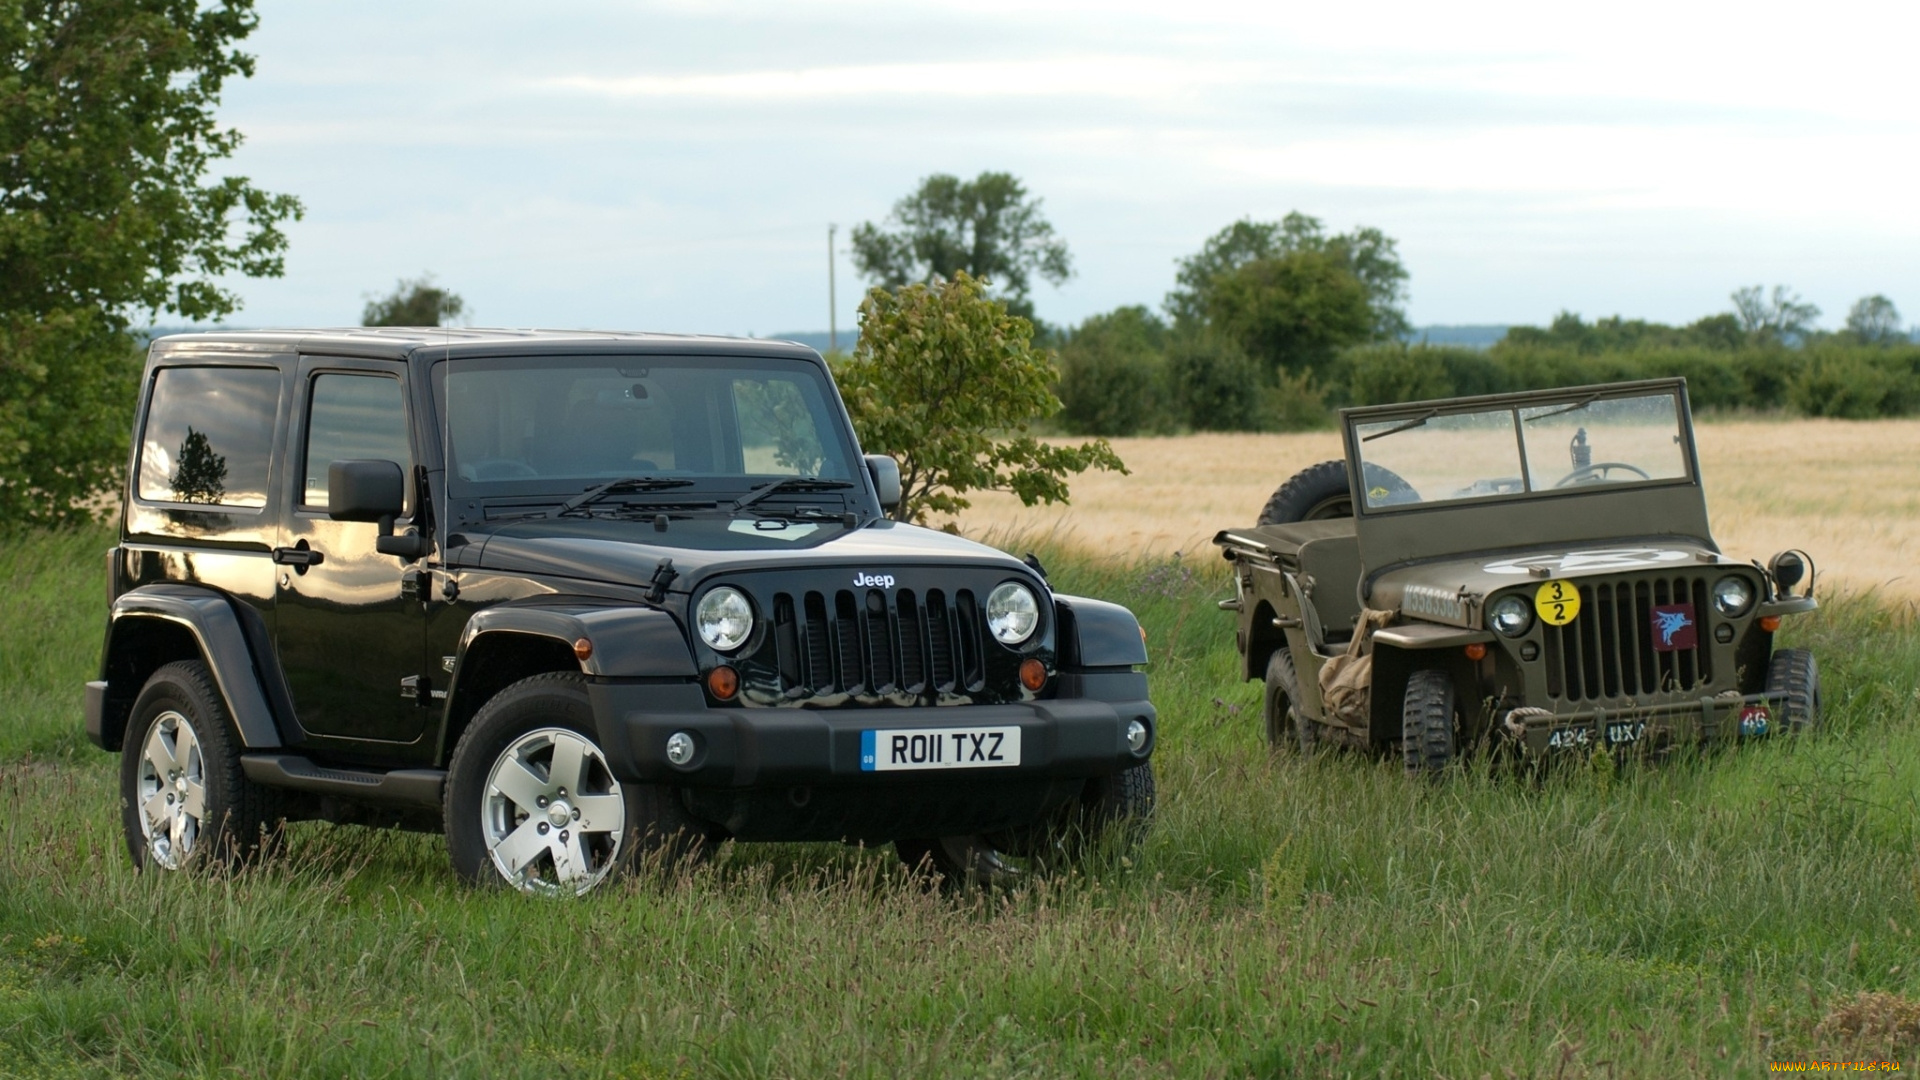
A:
[1543,576,1714,701]
[768,588,987,699]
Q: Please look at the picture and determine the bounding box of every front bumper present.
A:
[588,671,1156,788]
[1502,690,1787,755]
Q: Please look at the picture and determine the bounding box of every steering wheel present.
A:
[1554,461,1651,488]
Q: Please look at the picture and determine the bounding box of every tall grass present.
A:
[2,527,1918,1076]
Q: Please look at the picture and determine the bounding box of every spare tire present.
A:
[1258,460,1418,525]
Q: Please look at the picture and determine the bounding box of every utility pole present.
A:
[827,223,838,354]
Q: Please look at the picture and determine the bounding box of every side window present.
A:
[303,374,411,509]
[137,366,282,507]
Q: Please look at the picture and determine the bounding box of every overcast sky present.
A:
[217,0,1920,336]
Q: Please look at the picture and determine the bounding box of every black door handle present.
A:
[271,546,325,567]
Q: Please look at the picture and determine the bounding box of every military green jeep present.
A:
[1214,379,1820,773]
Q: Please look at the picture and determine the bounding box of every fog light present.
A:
[706,665,739,700]
[665,731,696,767]
[1018,657,1047,692]
[1126,718,1150,754]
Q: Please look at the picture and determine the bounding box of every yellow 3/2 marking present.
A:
[1535,579,1582,626]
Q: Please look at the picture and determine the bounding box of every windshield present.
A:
[436,356,857,497]
[1352,391,1689,512]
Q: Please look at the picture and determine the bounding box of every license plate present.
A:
[860,726,1021,772]
[1545,721,1645,751]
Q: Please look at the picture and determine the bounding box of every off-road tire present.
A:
[1264,649,1315,753]
[896,761,1156,888]
[445,672,707,895]
[1401,669,1458,777]
[1258,461,1418,525]
[1766,648,1821,732]
[120,660,282,872]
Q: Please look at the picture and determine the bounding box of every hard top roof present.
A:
[148,327,824,364]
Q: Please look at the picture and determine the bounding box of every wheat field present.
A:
[941,418,1920,602]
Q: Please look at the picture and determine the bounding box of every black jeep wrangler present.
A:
[87,329,1157,894]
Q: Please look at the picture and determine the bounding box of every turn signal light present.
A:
[1019,658,1047,692]
[706,665,740,700]
[1464,643,1487,661]
[573,637,593,662]
[1759,615,1782,633]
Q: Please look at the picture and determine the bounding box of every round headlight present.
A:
[1712,576,1754,618]
[1486,594,1533,637]
[987,582,1040,645]
[696,587,753,652]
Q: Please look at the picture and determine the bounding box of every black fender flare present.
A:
[100,584,286,749]
[453,601,697,682]
[1052,594,1148,669]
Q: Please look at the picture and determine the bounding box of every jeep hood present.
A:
[1367,538,1734,628]
[452,515,1031,592]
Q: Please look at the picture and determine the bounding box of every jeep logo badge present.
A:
[853,572,896,589]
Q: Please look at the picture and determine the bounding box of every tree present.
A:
[848,172,1071,321]
[362,274,466,327]
[1732,285,1820,346]
[1,0,301,528]
[1167,213,1409,339]
[168,427,227,504]
[1202,249,1375,376]
[831,272,1124,524]
[1055,306,1174,436]
[1844,295,1904,345]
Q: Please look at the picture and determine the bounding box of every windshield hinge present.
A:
[647,558,677,603]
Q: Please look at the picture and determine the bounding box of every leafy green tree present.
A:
[848,172,1071,321]
[1844,295,1904,345]
[362,274,466,327]
[1165,331,1268,431]
[1202,249,1375,376]
[1732,285,1820,346]
[1055,306,1173,436]
[1167,213,1409,339]
[1,0,301,527]
[832,272,1124,524]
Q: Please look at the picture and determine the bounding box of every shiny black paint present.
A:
[97,330,1155,838]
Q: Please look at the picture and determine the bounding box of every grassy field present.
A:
[4,524,1920,1077]
[944,419,1920,605]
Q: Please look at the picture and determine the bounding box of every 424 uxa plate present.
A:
[860,726,1022,772]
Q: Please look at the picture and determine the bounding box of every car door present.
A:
[275,357,428,747]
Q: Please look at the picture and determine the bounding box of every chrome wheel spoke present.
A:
[550,830,591,885]
[489,757,549,814]
[571,793,622,832]
[546,734,587,795]
[180,780,207,820]
[490,818,548,878]
[142,789,172,829]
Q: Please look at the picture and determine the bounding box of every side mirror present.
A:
[328,460,429,559]
[864,454,901,512]
[327,460,405,522]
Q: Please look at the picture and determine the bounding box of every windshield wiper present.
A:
[1361,409,1437,442]
[1522,395,1599,423]
[731,477,854,512]
[552,477,694,517]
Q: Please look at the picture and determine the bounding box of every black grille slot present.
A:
[897,590,925,692]
[770,586,984,701]
[803,592,834,691]
[926,590,955,691]
[1544,574,1713,702]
